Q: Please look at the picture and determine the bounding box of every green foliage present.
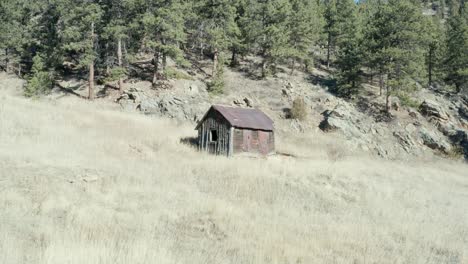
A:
[207,56,225,94]
[334,0,363,97]
[24,54,54,97]
[287,0,323,67]
[245,0,292,77]
[395,92,420,108]
[58,1,103,69]
[422,16,446,86]
[0,0,465,105]
[103,67,127,83]
[444,5,468,93]
[164,67,194,80]
[365,0,427,111]
[291,97,308,121]
[445,145,465,160]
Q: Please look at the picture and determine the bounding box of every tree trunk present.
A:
[117,38,124,94]
[230,49,237,67]
[162,53,167,79]
[385,83,391,113]
[261,58,267,78]
[212,48,218,78]
[18,63,21,77]
[379,73,384,96]
[89,62,95,100]
[152,51,159,85]
[428,47,433,87]
[89,22,95,100]
[327,33,331,69]
[5,48,9,73]
[290,59,295,75]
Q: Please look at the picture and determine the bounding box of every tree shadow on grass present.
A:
[307,73,337,93]
[180,136,198,149]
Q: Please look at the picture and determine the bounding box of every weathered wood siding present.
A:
[197,108,275,156]
[232,128,275,155]
[197,111,232,156]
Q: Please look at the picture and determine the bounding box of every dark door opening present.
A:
[210,130,218,142]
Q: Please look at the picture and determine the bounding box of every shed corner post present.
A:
[228,126,234,157]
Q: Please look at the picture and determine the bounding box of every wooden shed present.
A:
[196,105,275,156]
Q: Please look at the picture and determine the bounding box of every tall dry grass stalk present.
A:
[0,77,467,263]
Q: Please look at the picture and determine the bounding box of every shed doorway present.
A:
[210,130,218,142]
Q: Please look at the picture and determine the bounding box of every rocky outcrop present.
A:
[319,104,362,136]
[419,100,450,122]
[419,128,452,154]
[117,87,210,122]
[393,131,416,153]
[459,104,468,120]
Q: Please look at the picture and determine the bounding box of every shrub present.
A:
[395,91,419,108]
[24,55,54,97]
[103,67,127,83]
[207,75,225,94]
[164,67,193,80]
[291,97,308,120]
[207,64,225,95]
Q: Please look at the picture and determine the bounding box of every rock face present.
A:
[459,104,468,120]
[447,129,468,159]
[419,128,452,153]
[393,131,416,153]
[117,87,210,122]
[319,104,361,135]
[419,100,450,122]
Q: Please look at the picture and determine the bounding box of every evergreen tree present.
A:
[229,0,249,67]
[102,0,132,93]
[24,54,54,97]
[141,0,186,85]
[196,0,240,78]
[335,0,364,97]
[57,0,103,100]
[423,16,446,87]
[246,0,292,78]
[367,0,426,112]
[0,0,34,74]
[287,0,323,74]
[444,5,468,93]
[323,0,361,69]
[323,0,338,69]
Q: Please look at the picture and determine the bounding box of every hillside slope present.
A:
[0,73,467,263]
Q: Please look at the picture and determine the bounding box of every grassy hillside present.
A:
[0,74,467,264]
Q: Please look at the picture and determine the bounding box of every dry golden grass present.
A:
[0,74,467,263]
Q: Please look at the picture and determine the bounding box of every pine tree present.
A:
[245,0,292,78]
[323,0,338,69]
[287,0,323,74]
[366,0,426,112]
[24,54,54,97]
[195,0,239,78]
[102,0,132,93]
[361,0,381,84]
[140,0,186,85]
[335,0,364,97]
[0,0,33,74]
[444,4,468,93]
[57,0,103,100]
[423,16,446,87]
[229,0,249,67]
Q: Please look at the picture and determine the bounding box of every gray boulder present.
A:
[419,128,452,154]
[393,131,416,153]
[459,104,468,120]
[419,100,450,122]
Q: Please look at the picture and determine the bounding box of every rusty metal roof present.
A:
[196,105,274,131]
